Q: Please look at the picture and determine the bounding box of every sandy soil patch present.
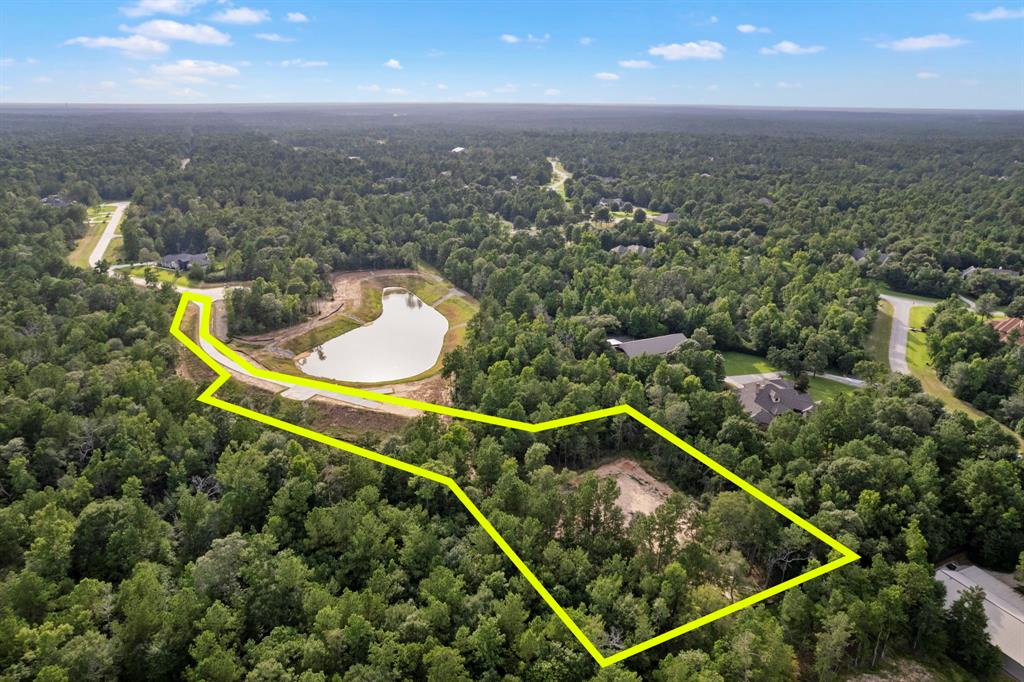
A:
[590,458,695,544]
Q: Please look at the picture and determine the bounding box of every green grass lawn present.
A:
[67,203,117,268]
[866,299,894,369]
[547,157,569,199]
[436,295,478,326]
[129,265,195,288]
[721,351,856,402]
[721,351,776,375]
[906,306,987,419]
[283,316,360,354]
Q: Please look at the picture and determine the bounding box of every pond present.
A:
[297,288,449,383]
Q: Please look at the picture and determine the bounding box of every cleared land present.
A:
[591,458,691,535]
[68,203,116,268]
[234,268,479,398]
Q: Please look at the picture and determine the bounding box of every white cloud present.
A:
[526,33,550,44]
[65,35,169,58]
[500,34,520,44]
[436,83,448,90]
[737,24,770,33]
[619,59,653,69]
[120,0,204,17]
[387,88,406,95]
[358,84,381,92]
[579,36,593,45]
[170,87,204,97]
[464,89,488,98]
[99,80,117,89]
[426,48,444,57]
[544,87,560,96]
[969,6,1024,20]
[707,83,719,91]
[154,59,239,81]
[594,72,620,80]
[776,80,802,89]
[916,71,940,79]
[384,58,402,70]
[760,40,824,55]
[709,16,719,23]
[492,83,518,93]
[33,76,53,84]
[280,58,327,67]
[255,33,294,42]
[0,58,14,66]
[211,7,269,24]
[121,19,231,44]
[649,40,726,60]
[286,11,309,22]
[876,34,967,51]
[25,58,37,64]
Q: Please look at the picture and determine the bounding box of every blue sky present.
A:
[1,1,1022,109]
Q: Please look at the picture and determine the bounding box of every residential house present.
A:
[962,266,1021,279]
[990,318,1024,345]
[609,244,650,256]
[160,253,210,271]
[608,333,688,359]
[650,212,679,225]
[936,562,1024,680]
[851,248,868,262]
[732,378,816,427]
[41,194,71,207]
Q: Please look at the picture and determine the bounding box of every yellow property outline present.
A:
[171,292,859,667]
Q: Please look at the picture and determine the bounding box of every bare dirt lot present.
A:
[590,458,695,542]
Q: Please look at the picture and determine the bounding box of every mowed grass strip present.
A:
[436,296,477,326]
[866,299,894,369]
[68,203,117,268]
[906,306,988,419]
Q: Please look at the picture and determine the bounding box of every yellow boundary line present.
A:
[171,292,859,667]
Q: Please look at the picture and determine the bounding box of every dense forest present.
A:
[0,106,1022,680]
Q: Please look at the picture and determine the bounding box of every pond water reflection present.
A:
[297,288,448,383]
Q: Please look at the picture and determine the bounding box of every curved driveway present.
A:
[88,201,130,268]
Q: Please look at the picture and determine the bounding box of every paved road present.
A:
[880,293,939,375]
[88,201,130,268]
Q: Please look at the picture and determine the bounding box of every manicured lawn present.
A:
[722,350,856,402]
[806,376,855,402]
[129,265,194,288]
[866,299,894,369]
[366,273,450,305]
[721,351,775,375]
[906,306,987,419]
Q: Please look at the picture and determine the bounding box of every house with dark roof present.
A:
[41,194,71,207]
[990,318,1024,345]
[851,248,868,262]
[160,253,210,271]
[732,378,816,427]
[650,212,679,225]
[609,244,650,256]
[609,332,688,359]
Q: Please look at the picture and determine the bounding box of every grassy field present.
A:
[548,157,569,199]
[721,351,856,402]
[365,273,450,305]
[67,203,116,268]
[866,299,894,368]
[906,306,988,418]
[906,307,1023,447]
[721,351,775,375]
[129,266,194,287]
[436,295,477,326]
[283,317,360,354]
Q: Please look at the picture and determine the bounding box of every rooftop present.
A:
[734,378,816,426]
[612,332,688,358]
